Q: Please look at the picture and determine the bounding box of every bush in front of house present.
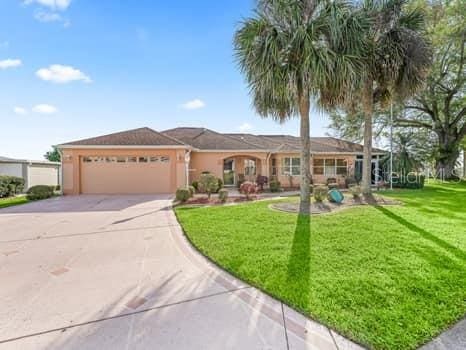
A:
[349,185,362,199]
[240,181,258,200]
[256,175,268,191]
[269,179,281,192]
[392,173,425,189]
[0,176,25,197]
[217,178,223,193]
[187,185,195,197]
[175,188,191,202]
[313,185,327,202]
[191,181,199,192]
[26,185,54,200]
[198,173,219,199]
[218,189,229,203]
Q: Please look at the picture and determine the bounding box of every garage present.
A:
[58,127,189,195]
[80,155,172,194]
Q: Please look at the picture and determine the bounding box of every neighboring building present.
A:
[0,156,60,190]
[57,127,385,195]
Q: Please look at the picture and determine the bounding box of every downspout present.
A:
[185,149,192,187]
[57,147,64,195]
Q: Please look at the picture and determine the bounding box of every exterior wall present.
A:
[28,164,60,188]
[0,163,23,178]
[188,151,269,184]
[270,153,357,187]
[61,148,186,195]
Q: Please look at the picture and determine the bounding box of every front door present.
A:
[223,159,235,186]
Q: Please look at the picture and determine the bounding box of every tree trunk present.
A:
[435,131,461,179]
[463,146,466,178]
[362,81,373,196]
[299,94,311,214]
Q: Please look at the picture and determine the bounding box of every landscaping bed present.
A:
[271,194,401,214]
[175,182,466,349]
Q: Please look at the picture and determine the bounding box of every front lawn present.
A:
[0,196,29,209]
[176,182,466,350]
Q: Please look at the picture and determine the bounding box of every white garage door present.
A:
[80,156,172,194]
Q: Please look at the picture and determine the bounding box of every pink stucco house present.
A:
[57,127,385,195]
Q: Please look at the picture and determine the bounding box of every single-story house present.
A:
[0,156,60,190]
[57,127,385,195]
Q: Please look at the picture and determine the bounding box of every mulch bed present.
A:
[177,196,258,206]
[270,195,402,215]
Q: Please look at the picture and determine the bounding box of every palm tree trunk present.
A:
[299,94,311,214]
[362,81,373,196]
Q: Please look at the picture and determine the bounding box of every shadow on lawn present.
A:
[286,214,311,310]
[374,206,466,262]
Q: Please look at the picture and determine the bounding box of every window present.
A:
[160,156,170,163]
[105,157,117,163]
[281,157,300,176]
[128,156,137,163]
[83,157,92,163]
[244,159,256,176]
[138,156,148,163]
[116,157,126,163]
[149,156,160,163]
[313,158,348,176]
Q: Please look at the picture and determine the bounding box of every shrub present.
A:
[256,175,268,191]
[269,179,281,192]
[345,176,358,188]
[349,185,362,199]
[55,184,61,191]
[191,181,199,192]
[26,185,54,200]
[175,188,190,202]
[198,173,219,199]
[313,185,327,202]
[240,181,258,200]
[217,178,223,193]
[218,189,229,203]
[392,173,425,189]
[326,177,338,190]
[0,176,25,197]
[187,185,195,197]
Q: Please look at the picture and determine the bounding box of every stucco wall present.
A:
[28,164,59,188]
[0,163,22,178]
[61,148,186,195]
[189,151,269,184]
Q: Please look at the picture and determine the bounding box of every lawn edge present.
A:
[173,206,372,350]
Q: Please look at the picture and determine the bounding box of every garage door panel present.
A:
[81,162,171,194]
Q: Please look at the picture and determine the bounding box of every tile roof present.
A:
[59,126,385,154]
[162,127,261,150]
[60,127,186,147]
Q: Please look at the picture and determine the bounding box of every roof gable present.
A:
[60,127,186,147]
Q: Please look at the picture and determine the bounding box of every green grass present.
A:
[176,181,466,350]
[0,196,29,209]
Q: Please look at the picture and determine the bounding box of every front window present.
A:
[244,159,256,176]
[281,157,301,176]
[313,158,348,176]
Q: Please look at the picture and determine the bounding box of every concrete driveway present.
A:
[0,195,361,350]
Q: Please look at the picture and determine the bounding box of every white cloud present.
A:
[36,64,91,83]
[24,0,72,11]
[32,104,58,114]
[14,107,27,115]
[239,123,253,132]
[181,99,205,110]
[0,59,22,69]
[34,10,62,22]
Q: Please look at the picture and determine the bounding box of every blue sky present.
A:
[1,0,330,160]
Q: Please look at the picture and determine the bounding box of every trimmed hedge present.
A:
[392,174,425,189]
[0,176,25,198]
[176,188,190,202]
[26,185,54,200]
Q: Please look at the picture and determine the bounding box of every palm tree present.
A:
[356,0,431,196]
[234,0,366,213]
